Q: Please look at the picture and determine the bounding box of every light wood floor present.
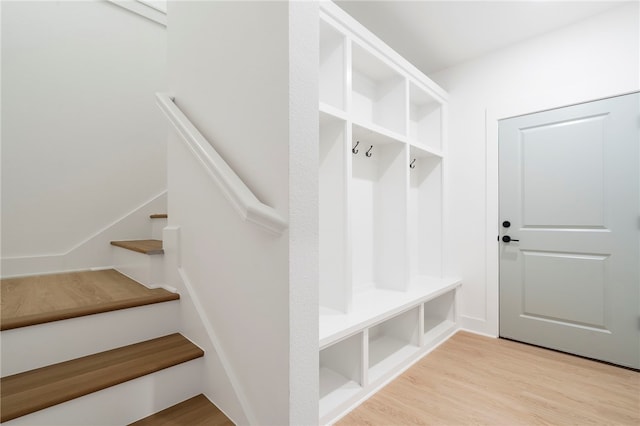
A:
[338,331,639,426]
[1,269,178,330]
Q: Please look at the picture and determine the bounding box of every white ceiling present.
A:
[335,1,629,75]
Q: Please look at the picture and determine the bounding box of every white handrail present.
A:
[156,93,288,235]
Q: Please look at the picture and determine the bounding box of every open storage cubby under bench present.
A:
[318,2,460,424]
[367,307,420,383]
[318,278,461,424]
[319,333,363,421]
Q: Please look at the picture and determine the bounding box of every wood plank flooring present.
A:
[0,269,178,330]
[0,333,204,422]
[129,394,234,425]
[111,239,164,255]
[339,331,639,426]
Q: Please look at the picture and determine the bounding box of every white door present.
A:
[499,93,639,369]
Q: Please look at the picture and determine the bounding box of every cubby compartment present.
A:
[408,146,443,284]
[368,308,420,383]
[351,124,407,295]
[352,43,406,135]
[319,113,349,313]
[409,82,443,151]
[320,20,346,111]
[423,291,456,346]
[319,333,363,420]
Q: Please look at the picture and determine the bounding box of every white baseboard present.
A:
[459,315,498,338]
[105,0,167,27]
[1,192,167,278]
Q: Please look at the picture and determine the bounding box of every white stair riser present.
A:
[1,301,180,377]
[3,358,203,426]
[151,218,168,240]
[112,246,164,288]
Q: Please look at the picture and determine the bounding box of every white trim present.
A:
[155,93,288,235]
[177,267,258,426]
[458,327,500,340]
[1,191,168,278]
[136,0,166,14]
[484,108,500,337]
[2,191,167,261]
[106,0,167,27]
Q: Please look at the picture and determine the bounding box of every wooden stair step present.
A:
[111,239,164,255]
[0,269,179,331]
[150,214,168,219]
[129,394,233,426]
[0,333,204,423]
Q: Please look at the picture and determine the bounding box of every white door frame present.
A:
[483,90,639,338]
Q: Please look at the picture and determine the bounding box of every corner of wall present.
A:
[1,192,167,278]
[288,1,320,424]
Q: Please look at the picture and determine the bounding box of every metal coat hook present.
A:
[365,145,373,157]
[352,141,360,154]
[409,158,416,169]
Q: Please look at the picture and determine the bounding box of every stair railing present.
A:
[155,93,288,235]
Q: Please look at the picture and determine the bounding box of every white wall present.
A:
[288,2,320,424]
[1,1,167,266]
[432,3,639,336]
[167,1,318,424]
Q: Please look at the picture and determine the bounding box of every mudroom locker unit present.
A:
[317,2,461,422]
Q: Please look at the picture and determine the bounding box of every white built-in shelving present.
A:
[318,2,461,424]
[319,333,363,420]
[423,291,457,345]
[409,82,443,152]
[367,307,419,383]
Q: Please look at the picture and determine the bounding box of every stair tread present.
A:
[0,333,204,422]
[129,394,234,426]
[150,214,168,219]
[0,269,179,331]
[111,239,164,255]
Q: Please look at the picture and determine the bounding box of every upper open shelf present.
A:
[320,20,347,112]
[351,43,406,136]
[409,82,443,151]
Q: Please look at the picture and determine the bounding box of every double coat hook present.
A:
[352,141,374,157]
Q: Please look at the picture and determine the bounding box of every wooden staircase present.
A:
[111,239,164,255]
[0,214,233,425]
[1,269,177,331]
[131,395,234,426]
